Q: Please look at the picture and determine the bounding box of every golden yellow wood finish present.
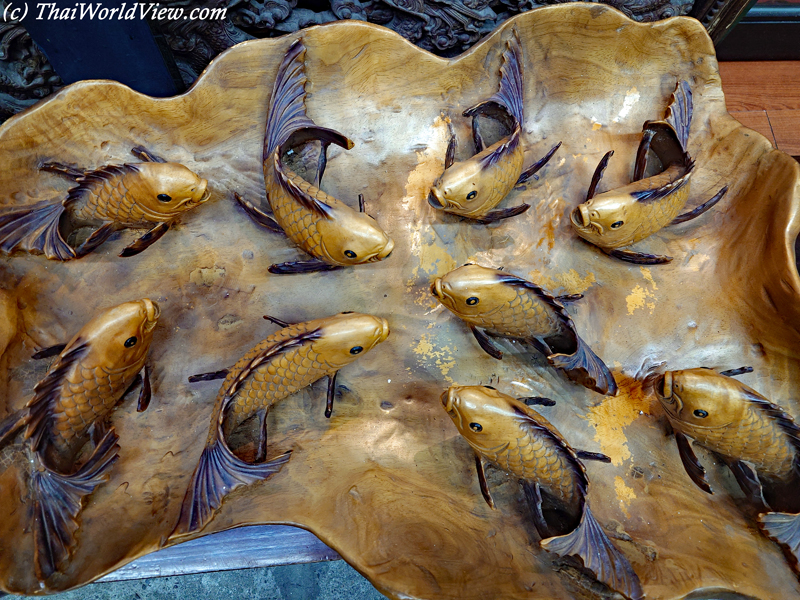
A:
[1,5,800,598]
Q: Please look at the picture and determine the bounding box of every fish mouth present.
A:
[428,187,446,210]
[656,371,671,399]
[142,299,160,330]
[370,237,395,262]
[430,278,444,300]
[570,205,602,234]
[376,318,390,343]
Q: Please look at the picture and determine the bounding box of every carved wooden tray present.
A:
[1,4,799,598]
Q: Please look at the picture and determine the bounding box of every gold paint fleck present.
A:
[527,268,596,294]
[189,266,225,287]
[584,375,652,466]
[592,122,602,131]
[626,267,658,315]
[614,476,636,517]
[413,334,457,382]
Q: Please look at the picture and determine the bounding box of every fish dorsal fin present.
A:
[63,164,140,209]
[495,272,576,332]
[25,341,90,453]
[630,161,694,203]
[477,126,521,170]
[511,403,588,499]
[274,158,335,219]
[219,327,324,421]
[741,387,800,468]
[665,80,693,151]
[464,30,524,129]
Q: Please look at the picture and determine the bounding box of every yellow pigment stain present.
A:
[614,476,636,517]
[592,122,602,131]
[413,334,457,382]
[626,268,658,315]
[584,374,652,466]
[528,268,597,295]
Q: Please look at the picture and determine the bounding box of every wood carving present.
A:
[0,6,799,599]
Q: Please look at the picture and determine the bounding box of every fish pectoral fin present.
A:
[718,366,754,378]
[31,343,67,360]
[471,114,486,153]
[0,409,28,448]
[169,438,292,539]
[758,512,800,568]
[575,450,611,463]
[137,365,152,412]
[75,222,117,257]
[521,481,560,539]
[130,146,167,163]
[541,505,643,600]
[556,293,583,303]
[325,371,338,419]
[726,458,770,510]
[519,396,556,407]
[675,431,712,494]
[586,150,614,201]
[444,130,457,170]
[187,369,230,383]
[268,259,343,275]
[669,185,728,225]
[263,315,293,328]
[39,161,85,180]
[119,222,171,258]
[474,204,530,224]
[470,326,503,360]
[255,409,269,464]
[234,192,285,234]
[516,142,562,186]
[474,454,495,510]
[31,429,119,582]
[606,248,673,265]
[632,129,655,182]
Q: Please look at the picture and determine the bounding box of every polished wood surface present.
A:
[1,6,800,599]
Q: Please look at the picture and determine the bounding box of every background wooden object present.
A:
[1,6,800,599]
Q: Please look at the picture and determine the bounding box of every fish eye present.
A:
[693,409,709,418]
[469,422,483,432]
[483,385,496,390]
[611,221,624,229]
[350,346,363,355]
[157,193,172,202]
[466,191,477,200]
[466,297,479,306]
[344,250,357,259]
[124,336,138,348]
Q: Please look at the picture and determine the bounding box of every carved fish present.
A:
[427,30,560,224]
[430,263,617,395]
[170,312,390,537]
[442,385,642,600]
[236,39,394,275]
[0,299,159,581]
[654,367,800,572]
[0,147,209,260]
[570,81,728,264]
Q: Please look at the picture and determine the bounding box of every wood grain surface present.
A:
[1,5,799,599]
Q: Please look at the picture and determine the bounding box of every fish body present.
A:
[428,30,559,223]
[172,312,390,537]
[0,153,209,260]
[570,81,725,264]
[656,368,799,482]
[655,367,800,573]
[431,264,617,395]
[0,299,159,581]
[258,40,393,271]
[442,385,642,600]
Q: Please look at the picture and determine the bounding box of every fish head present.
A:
[312,312,390,369]
[125,162,210,221]
[428,158,495,217]
[654,368,746,431]
[570,191,637,249]
[441,385,527,454]
[430,264,516,322]
[65,299,160,374]
[317,211,394,266]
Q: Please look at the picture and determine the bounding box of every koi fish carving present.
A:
[570,81,728,264]
[236,39,394,274]
[427,30,560,223]
[0,147,209,260]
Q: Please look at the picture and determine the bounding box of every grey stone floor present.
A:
[16,561,389,600]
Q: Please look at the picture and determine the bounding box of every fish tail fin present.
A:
[0,200,75,260]
[548,334,618,396]
[542,505,643,600]
[463,29,524,128]
[759,511,800,570]
[665,80,692,151]
[170,438,292,539]
[0,408,28,448]
[31,429,119,581]
[264,39,352,159]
